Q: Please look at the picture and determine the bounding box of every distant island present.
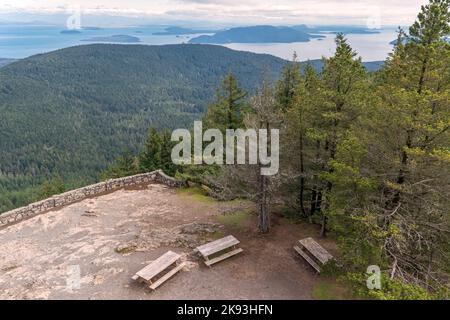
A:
[82,26,103,31]
[390,36,450,45]
[153,26,218,35]
[296,25,381,34]
[189,25,324,44]
[60,29,82,34]
[81,35,141,43]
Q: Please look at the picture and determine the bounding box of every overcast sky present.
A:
[0,0,429,26]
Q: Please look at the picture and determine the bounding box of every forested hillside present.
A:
[0,44,287,213]
[106,0,449,298]
[0,43,385,213]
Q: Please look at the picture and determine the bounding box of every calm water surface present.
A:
[0,25,397,62]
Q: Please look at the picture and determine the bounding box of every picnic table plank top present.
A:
[196,235,240,257]
[299,237,333,265]
[135,251,181,281]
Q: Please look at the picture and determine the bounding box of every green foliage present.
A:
[344,272,444,300]
[276,53,302,111]
[139,129,179,176]
[177,186,218,204]
[203,73,249,132]
[279,0,450,296]
[0,0,448,300]
[320,260,345,277]
[40,173,66,198]
[175,163,221,186]
[312,279,352,300]
[0,44,286,213]
[409,0,450,44]
[101,151,138,180]
[102,128,181,179]
[216,210,252,231]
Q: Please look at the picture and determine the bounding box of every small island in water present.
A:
[188,24,382,44]
[153,26,217,35]
[60,29,82,34]
[189,25,324,44]
[81,35,141,43]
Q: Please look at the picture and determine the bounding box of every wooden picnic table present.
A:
[294,237,333,273]
[132,250,185,290]
[196,235,243,267]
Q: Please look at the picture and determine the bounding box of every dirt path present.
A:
[0,183,336,300]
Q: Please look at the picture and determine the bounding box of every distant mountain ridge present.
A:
[189,25,324,44]
[293,25,381,34]
[188,24,382,44]
[0,44,287,213]
[0,43,384,213]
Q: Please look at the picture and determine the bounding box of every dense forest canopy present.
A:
[104,0,450,299]
[0,44,287,213]
[0,0,448,300]
[0,44,383,213]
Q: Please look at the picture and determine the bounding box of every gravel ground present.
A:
[0,183,336,300]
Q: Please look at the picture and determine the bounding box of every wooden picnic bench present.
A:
[196,235,243,267]
[294,237,333,273]
[132,250,186,290]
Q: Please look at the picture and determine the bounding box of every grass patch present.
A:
[210,230,226,240]
[216,210,252,231]
[278,206,303,223]
[313,279,352,300]
[177,186,217,204]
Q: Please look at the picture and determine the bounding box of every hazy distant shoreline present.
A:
[0,24,397,61]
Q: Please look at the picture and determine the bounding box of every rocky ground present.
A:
[0,183,338,300]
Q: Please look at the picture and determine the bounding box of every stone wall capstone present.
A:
[0,170,184,228]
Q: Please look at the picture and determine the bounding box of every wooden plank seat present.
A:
[294,237,333,273]
[196,235,243,267]
[132,250,185,290]
[204,248,243,267]
[294,246,321,273]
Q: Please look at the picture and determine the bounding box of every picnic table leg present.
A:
[204,255,212,268]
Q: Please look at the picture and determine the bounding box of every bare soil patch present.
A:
[0,183,336,300]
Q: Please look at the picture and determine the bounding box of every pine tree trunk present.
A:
[258,121,270,234]
[393,130,412,206]
[298,131,307,217]
[259,174,269,233]
[320,214,327,237]
[310,140,322,217]
[310,188,317,214]
[320,181,332,237]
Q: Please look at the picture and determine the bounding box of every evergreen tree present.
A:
[138,128,180,176]
[276,53,302,111]
[212,81,282,233]
[101,151,137,180]
[366,0,450,288]
[159,130,179,176]
[204,73,248,132]
[40,173,66,198]
[324,0,450,292]
[314,34,368,236]
[139,128,163,173]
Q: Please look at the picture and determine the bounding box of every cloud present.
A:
[0,0,429,25]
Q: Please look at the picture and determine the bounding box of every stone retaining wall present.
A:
[0,170,184,228]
